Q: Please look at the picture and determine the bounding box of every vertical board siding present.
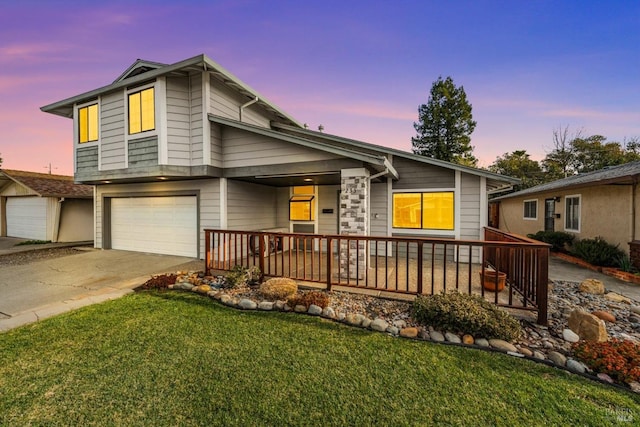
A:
[189,73,203,164]
[95,179,220,257]
[100,91,125,170]
[392,157,455,189]
[209,76,271,128]
[318,185,339,235]
[210,122,223,168]
[166,76,191,165]
[226,180,277,230]
[222,128,339,168]
[460,173,481,262]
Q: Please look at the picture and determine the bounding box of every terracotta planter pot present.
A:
[480,270,506,292]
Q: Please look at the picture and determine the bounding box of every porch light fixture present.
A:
[103,180,111,184]
[303,178,313,182]
[158,177,168,180]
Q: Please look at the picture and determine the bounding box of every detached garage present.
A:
[0,169,93,242]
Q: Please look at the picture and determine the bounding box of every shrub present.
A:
[573,339,640,384]
[570,236,625,267]
[412,292,521,341]
[259,277,298,300]
[139,274,177,290]
[527,231,574,252]
[224,265,262,289]
[615,254,636,273]
[288,291,330,309]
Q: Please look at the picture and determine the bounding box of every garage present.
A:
[6,197,47,240]
[110,196,198,257]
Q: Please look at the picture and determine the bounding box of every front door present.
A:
[544,199,555,232]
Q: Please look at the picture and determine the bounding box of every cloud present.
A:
[287,100,415,122]
[0,42,71,59]
[541,108,640,122]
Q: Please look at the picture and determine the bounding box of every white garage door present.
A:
[111,196,197,257]
[7,197,47,240]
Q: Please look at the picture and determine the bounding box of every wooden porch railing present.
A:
[204,228,550,324]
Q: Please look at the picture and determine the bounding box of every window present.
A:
[565,195,580,231]
[289,186,315,221]
[523,200,537,220]
[78,104,98,143]
[393,192,454,230]
[128,87,155,134]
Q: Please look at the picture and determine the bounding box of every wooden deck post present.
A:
[205,230,211,275]
[258,234,265,278]
[417,241,423,295]
[536,247,549,325]
[326,236,333,291]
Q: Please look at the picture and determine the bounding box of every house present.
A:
[41,54,518,259]
[0,169,93,242]
[490,161,640,259]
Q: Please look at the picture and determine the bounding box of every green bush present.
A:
[224,265,262,289]
[527,231,574,252]
[412,292,521,341]
[569,236,624,267]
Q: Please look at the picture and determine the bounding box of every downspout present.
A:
[239,96,259,122]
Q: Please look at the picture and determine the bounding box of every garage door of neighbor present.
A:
[110,196,197,257]
[7,197,47,240]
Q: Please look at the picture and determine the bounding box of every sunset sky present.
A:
[1,0,639,175]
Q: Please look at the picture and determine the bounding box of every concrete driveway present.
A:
[0,249,202,331]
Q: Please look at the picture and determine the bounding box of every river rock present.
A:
[430,331,445,342]
[562,328,580,343]
[370,318,389,332]
[220,294,232,305]
[597,373,614,384]
[400,327,418,338]
[445,332,462,343]
[345,313,364,326]
[322,307,336,319]
[548,351,567,366]
[591,310,616,323]
[361,317,372,328]
[274,301,285,310]
[386,326,400,336]
[462,334,474,345]
[631,306,640,315]
[533,350,546,360]
[566,359,587,374]
[489,339,517,352]
[475,338,489,347]
[258,301,274,311]
[307,304,322,316]
[568,309,608,342]
[238,299,257,310]
[578,279,604,295]
[294,304,307,313]
[604,292,631,304]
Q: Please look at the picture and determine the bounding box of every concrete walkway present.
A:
[0,247,202,332]
[549,255,640,302]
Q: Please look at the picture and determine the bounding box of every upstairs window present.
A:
[393,192,454,230]
[128,87,155,134]
[523,200,537,220]
[565,195,581,231]
[289,186,315,221]
[78,104,98,143]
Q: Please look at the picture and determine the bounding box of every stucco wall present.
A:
[58,198,94,242]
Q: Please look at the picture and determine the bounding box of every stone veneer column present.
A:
[339,168,370,280]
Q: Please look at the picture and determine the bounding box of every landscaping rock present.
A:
[566,359,587,374]
[370,318,389,332]
[283,303,292,312]
[361,317,372,328]
[430,331,445,342]
[488,339,517,353]
[533,351,546,360]
[337,312,346,321]
[238,299,257,310]
[294,304,307,313]
[393,320,407,329]
[578,279,604,295]
[258,301,274,311]
[220,294,232,305]
[628,382,640,393]
[445,332,462,344]
[322,307,336,319]
[195,285,212,294]
[568,310,608,342]
[345,313,364,326]
[597,373,614,384]
[519,347,533,357]
[604,292,631,304]
[400,327,418,338]
[548,351,567,366]
[631,306,640,315]
[562,328,580,343]
[386,326,399,336]
[475,338,489,347]
[462,334,474,345]
[591,310,616,323]
[419,329,430,340]
[274,301,285,311]
[308,304,322,316]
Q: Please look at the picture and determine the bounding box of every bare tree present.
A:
[542,125,582,179]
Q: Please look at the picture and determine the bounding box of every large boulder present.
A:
[578,279,604,295]
[568,309,608,342]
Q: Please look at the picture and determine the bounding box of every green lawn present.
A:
[1,291,638,426]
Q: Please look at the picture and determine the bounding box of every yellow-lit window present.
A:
[290,186,315,221]
[78,104,98,143]
[393,192,454,230]
[128,87,155,134]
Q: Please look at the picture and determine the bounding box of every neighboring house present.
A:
[491,161,640,256]
[41,54,518,259]
[0,169,93,242]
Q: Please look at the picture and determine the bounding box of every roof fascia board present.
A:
[0,173,42,197]
[113,59,169,83]
[271,122,519,184]
[494,175,638,201]
[210,114,387,167]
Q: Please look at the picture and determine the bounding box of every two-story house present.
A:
[41,54,517,259]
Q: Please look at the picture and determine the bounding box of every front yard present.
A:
[1,291,638,426]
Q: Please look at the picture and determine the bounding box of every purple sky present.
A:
[1,0,639,175]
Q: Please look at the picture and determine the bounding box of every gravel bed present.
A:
[0,247,84,267]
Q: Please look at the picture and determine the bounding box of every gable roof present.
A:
[41,54,302,128]
[493,161,640,201]
[0,169,93,198]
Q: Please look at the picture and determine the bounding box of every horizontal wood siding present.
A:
[275,187,289,228]
[226,180,276,230]
[460,173,481,262]
[392,157,455,189]
[370,181,388,253]
[190,73,203,164]
[100,91,125,170]
[76,146,98,174]
[222,128,339,168]
[166,76,191,166]
[128,136,158,167]
[209,76,271,128]
[95,179,220,257]
[210,122,223,168]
